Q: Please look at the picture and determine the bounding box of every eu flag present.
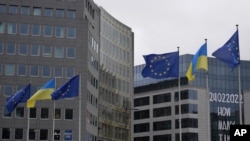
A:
[51,75,79,100]
[142,51,179,79]
[212,30,240,69]
[5,84,31,113]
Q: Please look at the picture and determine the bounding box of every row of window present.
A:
[134,118,198,133]
[0,43,75,58]
[0,22,76,38]
[1,64,75,79]
[134,90,198,107]
[0,4,76,19]
[134,133,198,141]
[2,128,72,140]
[3,107,74,120]
[134,104,198,120]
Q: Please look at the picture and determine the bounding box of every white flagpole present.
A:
[177,47,182,141]
[79,74,82,141]
[52,78,57,141]
[238,65,242,124]
[27,108,30,141]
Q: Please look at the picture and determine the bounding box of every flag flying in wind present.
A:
[212,30,240,69]
[27,78,55,108]
[5,84,31,113]
[186,43,208,81]
[51,75,79,100]
[141,51,179,79]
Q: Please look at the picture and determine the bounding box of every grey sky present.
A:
[94,0,250,65]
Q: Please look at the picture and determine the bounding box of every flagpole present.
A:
[27,108,30,141]
[79,74,82,141]
[177,46,182,141]
[52,78,56,141]
[205,39,211,141]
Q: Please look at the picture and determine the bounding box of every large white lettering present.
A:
[218,134,230,141]
[218,120,235,130]
[218,107,231,117]
[210,92,243,104]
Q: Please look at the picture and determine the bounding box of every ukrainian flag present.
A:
[186,43,208,81]
[27,78,55,108]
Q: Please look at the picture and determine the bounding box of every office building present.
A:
[133,54,250,141]
[0,0,133,141]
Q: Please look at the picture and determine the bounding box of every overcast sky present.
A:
[94,0,250,65]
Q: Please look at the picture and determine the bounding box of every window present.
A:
[153,134,171,141]
[55,26,64,38]
[66,67,74,78]
[43,45,52,57]
[153,107,171,117]
[15,128,23,139]
[32,24,41,36]
[56,9,64,17]
[9,5,18,14]
[153,93,171,104]
[66,47,75,58]
[55,66,63,78]
[44,25,53,37]
[16,107,25,118]
[67,27,76,38]
[134,123,150,133]
[41,108,49,119]
[55,46,64,58]
[33,7,41,16]
[134,136,150,141]
[40,129,48,140]
[0,4,6,13]
[5,64,15,76]
[134,97,149,107]
[65,109,73,120]
[19,44,28,55]
[7,23,17,34]
[55,108,61,119]
[153,120,171,131]
[31,44,40,56]
[0,22,5,33]
[0,64,2,74]
[6,43,16,55]
[54,130,60,140]
[30,65,39,76]
[21,6,29,15]
[20,23,29,35]
[4,85,13,96]
[2,128,10,139]
[134,110,149,120]
[3,108,11,117]
[29,108,36,118]
[29,129,36,140]
[42,65,51,77]
[44,8,53,17]
[18,64,27,76]
[0,43,3,54]
[175,104,198,115]
[67,10,76,18]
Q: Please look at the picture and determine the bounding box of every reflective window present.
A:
[16,107,24,118]
[65,109,73,120]
[32,24,41,36]
[29,108,36,118]
[4,85,13,96]
[0,22,5,33]
[29,129,36,140]
[153,93,171,104]
[9,5,18,14]
[54,130,60,140]
[66,47,75,58]
[31,44,40,56]
[0,64,2,74]
[19,44,28,55]
[153,134,171,141]
[0,43,4,54]
[18,64,27,76]
[43,45,52,57]
[56,9,64,17]
[67,27,76,38]
[44,8,53,17]
[134,110,149,120]
[153,107,171,117]
[2,128,11,139]
[44,25,53,37]
[153,120,171,131]
[6,43,16,55]
[134,123,150,133]
[134,137,150,141]
[55,109,61,119]
[20,23,29,35]
[30,65,39,77]
[21,6,29,15]
[134,97,149,107]
[54,46,64,58]
[55,66,63,78]
[66,67,74,78]
[67,10,76,18]
[5,64,15,76]
[55,26,64,38]
[40,129,48,140]
[33,7,41,16]
[42,65,51,77]
[41,108,49,119]
[0,4,6,13]
[7,23,17,34]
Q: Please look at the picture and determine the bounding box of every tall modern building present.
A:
[0,0,133,141]
[133,54,250,141]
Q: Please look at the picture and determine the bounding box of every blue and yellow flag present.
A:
[212,30,240,69]
[186,43,208,81]
[27,78,55,108]
[141,51,179,79]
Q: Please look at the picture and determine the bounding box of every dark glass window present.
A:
[0,22,5,33]
[0,4,6,13]
[29,129,36,140]
[42,65,51,77]
[67,10,76,18]
[40,129,48,140]
[30,65,39,76]
[19,44,28,55]
[153,134,171,141]
[134,136,150,141]
[41,108,49,119]
[55,108,61,119]
[20,23,29,35]
[55,66,63,77]
[15,128,23,139]
[153,106,171,117]
[134,97,149,107]
[6,43,16,55]
[2,128,10,139]
[31,44,40,56]
[16,107,24,118]
[56,9,64,17]
[153,120,171,131]
[66,47,75,58]
[153,93,171,104]
[134,123,150,133]
[43,45,52,57]
[21,6,29,15]
[54,130,60,140]
[32,24,41,36]
[29,108,36,118]
[9,5,18,14]
[44,8,53,17]
[175,118,198,128]
[0,43,3,54]
[175,90,198,101]
[134,110,149,120]
[44,25,53,37]
[65,109,73,119]
[175,104,198,115]
[67,27,76,38]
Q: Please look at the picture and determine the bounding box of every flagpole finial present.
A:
[205,39,207,43]
[236,24,239,30]
[177,46,180,51]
